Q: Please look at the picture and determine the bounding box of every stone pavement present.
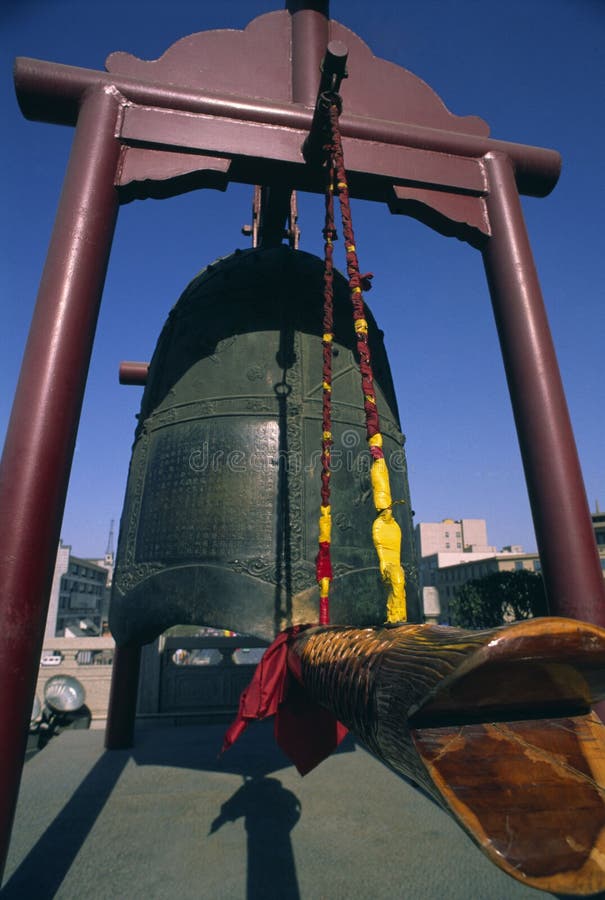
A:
[3,721,558,900]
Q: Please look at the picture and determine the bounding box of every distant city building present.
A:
[44,541,109,639]
[424,550,541,624]
[415,518,498,622]
[91,551,115,588]
[416,517,531,623]
[415,518,495,557]
[90,551,115,631]
[417,510,605,624]
[45,541,71,642]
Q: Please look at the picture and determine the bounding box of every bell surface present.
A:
[110,246,419,645]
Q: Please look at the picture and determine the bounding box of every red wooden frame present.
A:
[1,3,602,879]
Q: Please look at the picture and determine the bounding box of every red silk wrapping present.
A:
[315,541,333,580]
[319,596,330,626]
[221,625,348,776]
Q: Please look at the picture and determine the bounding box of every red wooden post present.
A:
[482,151,605,623]
[0,85,121,880]
[288,0,329,106]
[105,645,142,750]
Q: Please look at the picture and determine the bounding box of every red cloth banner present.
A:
[221,625,348,775]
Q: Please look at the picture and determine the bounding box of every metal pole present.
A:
[482,151,605,624]
[0,85,121,881]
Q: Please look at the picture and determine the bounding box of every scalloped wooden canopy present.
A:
[106,11,489,137]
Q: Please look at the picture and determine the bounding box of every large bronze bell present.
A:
[110,246,419,645]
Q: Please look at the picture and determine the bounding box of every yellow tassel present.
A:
[319,576,331,598]
[322,382,332,392]
[354,318,368,334]
[372,509,407,623]
[323,333,333,342]
[368,434,383,449]
[322,430,332,441]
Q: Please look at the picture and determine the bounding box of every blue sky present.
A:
[1,0,603,558]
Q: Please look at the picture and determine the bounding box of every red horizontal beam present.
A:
[14,56,560,198]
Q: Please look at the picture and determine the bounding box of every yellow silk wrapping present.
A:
[318,506,332,543]
[370,457,391,511]
[370,456,407,622]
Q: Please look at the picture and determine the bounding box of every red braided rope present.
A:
[315,137,337,626]
[313,98,407,625]
[327,103,384,462]
[320,169,335,510]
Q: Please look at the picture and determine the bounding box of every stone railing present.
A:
[36,634,268,726]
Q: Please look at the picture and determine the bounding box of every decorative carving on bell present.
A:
[110,246,419,645]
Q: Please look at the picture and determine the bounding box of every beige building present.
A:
[416,518,499,622]
[415,518,495,557]
[419,508,605,624]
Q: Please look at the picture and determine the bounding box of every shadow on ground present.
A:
[1,722,354,899]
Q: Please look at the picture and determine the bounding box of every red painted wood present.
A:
[482,152,605,622]
[119,362,149,386]
[4,6,599,886]
[0,86,121,881]
[105,645,142,750]
[14,54,560,198]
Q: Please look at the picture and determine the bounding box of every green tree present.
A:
[450,569,548,629]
